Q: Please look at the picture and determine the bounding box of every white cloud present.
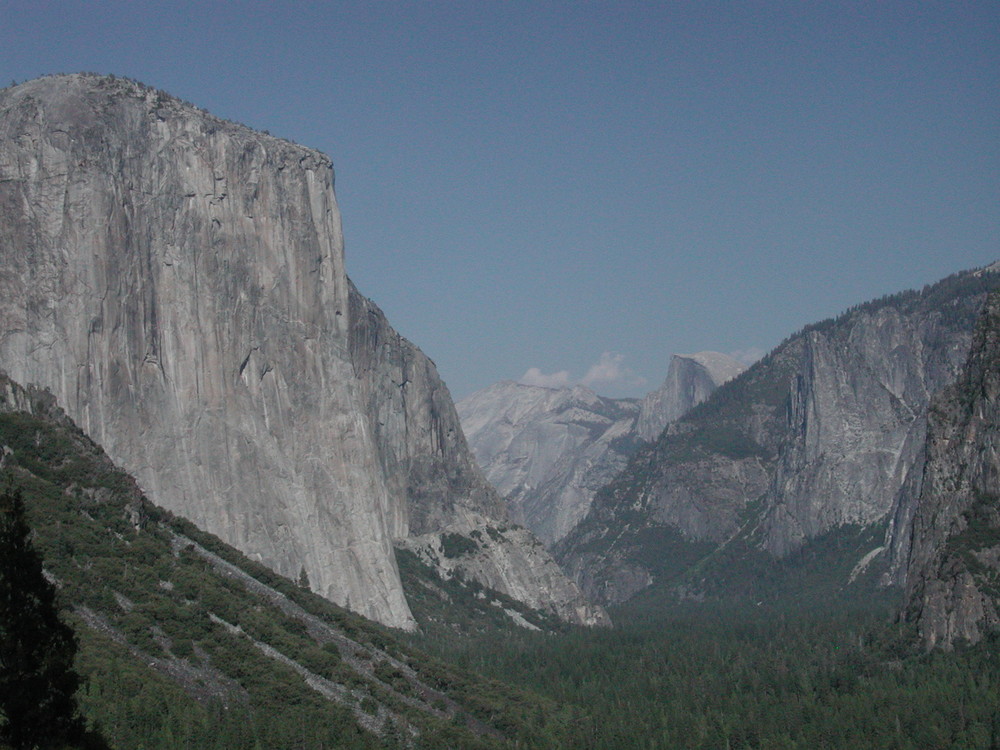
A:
[580,352,647,391]
[729,347,766,366]
[520,352,647,394]
[519,366,572,389]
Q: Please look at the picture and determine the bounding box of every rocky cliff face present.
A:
[348,284,507,539]
[558,268,999,605]
[760,300,974,556]
[458,352,741,547]
[636,352,745,441]
[0,73,601,630]
[901,291,1000,649]
[457,382,640,545]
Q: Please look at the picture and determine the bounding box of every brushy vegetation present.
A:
[0,379,585,749]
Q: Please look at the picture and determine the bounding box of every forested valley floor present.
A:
[404,598,1000,750]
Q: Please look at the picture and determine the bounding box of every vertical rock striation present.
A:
[0,74,602,630]
[760,302,974,556]
[348,284,507,539]
[901,291,1000,649]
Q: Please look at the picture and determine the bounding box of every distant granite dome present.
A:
[458,381,640,544]
[0,73,604,629]
[458,352,741,546]
[636,352,745,441]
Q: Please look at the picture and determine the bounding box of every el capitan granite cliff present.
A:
[0,73,605,630]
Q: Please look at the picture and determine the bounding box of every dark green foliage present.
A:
[409,602,1000,749]
[395,547,562,638]
[0,483,107,750]
[440,532,479,559]
[0,380,599,748]
[943,492,1000,597]
[626,521,897,617]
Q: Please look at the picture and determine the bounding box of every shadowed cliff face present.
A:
[0,73,604,630]
[902,292,1000,649]
[348,284,508,540]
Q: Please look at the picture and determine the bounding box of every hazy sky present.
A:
[3,2,998,398]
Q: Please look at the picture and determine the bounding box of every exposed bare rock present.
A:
[761,302,973,556]
[636,352,745,441]
[457,381,640,544]
[0,73,601,630]
[348,285,506,539]
[558,268,998,605]
[457,354,742,549]
[396,514,612,627]
[902,290,1000,649]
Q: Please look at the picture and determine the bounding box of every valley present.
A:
[1,71,999,749]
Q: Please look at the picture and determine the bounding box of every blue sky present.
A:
[3,2,997,398]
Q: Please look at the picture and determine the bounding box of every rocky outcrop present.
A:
[558,268,999,605]
[397,514,612,627]
[901,291,1000,649]
[457,382,641,544]
[0,73,601,630]
[760,301,975,556]
[636,352,744,441]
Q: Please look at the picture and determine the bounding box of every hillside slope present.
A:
[558,265,1000,606]
[0,371,589,748]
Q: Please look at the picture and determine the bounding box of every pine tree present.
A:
[0,482,105,749]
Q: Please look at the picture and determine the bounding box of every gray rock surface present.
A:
[557,268,997,605]
[636,352,745,441]
[901,291,1000,649]
[457,382,640,544]
[396,514,612,627]
[761,303,974,556]
[0,73,601,630]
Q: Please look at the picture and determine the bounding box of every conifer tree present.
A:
[0,482,103,749]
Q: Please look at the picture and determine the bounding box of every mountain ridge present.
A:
[557,264,1000,606]
[458,352,742,548]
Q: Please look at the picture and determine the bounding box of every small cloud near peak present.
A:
[580,352,647,391]
[519,352,646,393]
[519,367,572,389]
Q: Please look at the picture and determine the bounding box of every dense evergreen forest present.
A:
[402,601,1000,749]
[2,374,999,748]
